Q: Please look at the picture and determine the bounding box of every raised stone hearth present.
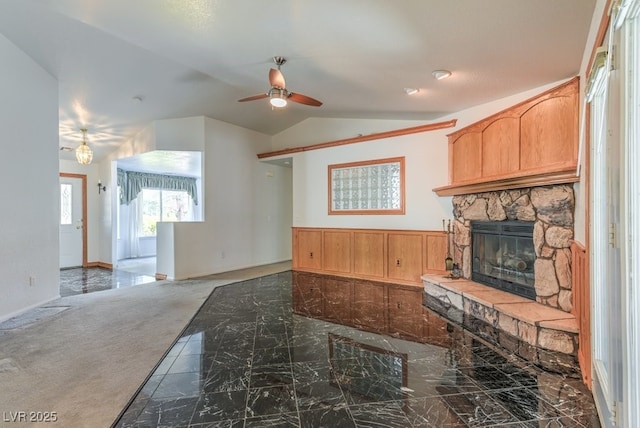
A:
[452,185,575,312]
[423,274,579,374]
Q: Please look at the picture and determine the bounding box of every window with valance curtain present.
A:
[117,168,199,206]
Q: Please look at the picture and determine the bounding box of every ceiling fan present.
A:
[238,57,322,108]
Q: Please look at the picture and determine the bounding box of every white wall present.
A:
[289,127,452,229]
[272,117,446,151]
[156,117,292,279]
[0,35,59,321]
[156,222,175,278]
[278,79,573,231]
[204,117,292,274]
[155,117,205,151]
[253,162,293,265]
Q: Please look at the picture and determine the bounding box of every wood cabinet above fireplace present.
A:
[434,77,580,196]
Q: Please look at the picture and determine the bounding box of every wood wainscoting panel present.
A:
[571,241,591,389]
[353,231,385,278]
[323,230,352,274]
[425,232,448,274]
[387,232,424,283]
[293,227,445,285]
[295,229,323,270]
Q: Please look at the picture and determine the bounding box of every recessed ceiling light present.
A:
[404,87,419,95]
[432,70,452,80]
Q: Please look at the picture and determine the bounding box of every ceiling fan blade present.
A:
[238,93,269,102]
[289,92,323,107]
[269,68,286,89]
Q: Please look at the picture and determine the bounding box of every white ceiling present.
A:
[0,0,596,163]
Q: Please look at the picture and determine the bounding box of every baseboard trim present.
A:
[86,262,113,270]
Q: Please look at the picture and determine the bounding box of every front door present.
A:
[59,174,86,268]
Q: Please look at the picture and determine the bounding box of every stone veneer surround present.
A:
[451,184,575,312]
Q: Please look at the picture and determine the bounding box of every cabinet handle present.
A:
[309,252,314,258]
[397,302,401,309]
[396,259,401,267]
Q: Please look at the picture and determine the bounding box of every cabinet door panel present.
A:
[323,231,352,273]
[388,233,423,283]
[520,96,577,171]
[451,133,482,183]
[297,230,322,270]
[353,231,385,278]
[482,117,520,177]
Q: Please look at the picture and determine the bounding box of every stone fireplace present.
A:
[422,184,579,368]
[451,184,575,312]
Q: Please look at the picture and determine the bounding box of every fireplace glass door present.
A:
[471,221,535,299]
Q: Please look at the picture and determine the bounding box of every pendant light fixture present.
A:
[75,128,93,165]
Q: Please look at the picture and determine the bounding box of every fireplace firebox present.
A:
[471,221,536,300]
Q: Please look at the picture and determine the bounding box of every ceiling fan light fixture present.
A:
[269,88,288,108]
[238,57,321,108]
[75,128,93,165]
[432,70,452,80]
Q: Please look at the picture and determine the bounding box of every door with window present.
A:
[589,33,623,426]
[59,174,86,268]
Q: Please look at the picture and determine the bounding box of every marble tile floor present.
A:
[60,266,156,297]
[114,272,600,428]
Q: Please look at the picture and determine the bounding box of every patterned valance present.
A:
[117,168,198,206]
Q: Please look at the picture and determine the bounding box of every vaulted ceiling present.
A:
[0,0,596,162]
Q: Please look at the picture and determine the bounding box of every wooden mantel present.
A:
[433,78,580,196]
[433,167,580,196]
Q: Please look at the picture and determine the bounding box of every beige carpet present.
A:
[0,261,291,428]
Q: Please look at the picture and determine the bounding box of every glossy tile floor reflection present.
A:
[115,272,600,427]
[60,267,156,297]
